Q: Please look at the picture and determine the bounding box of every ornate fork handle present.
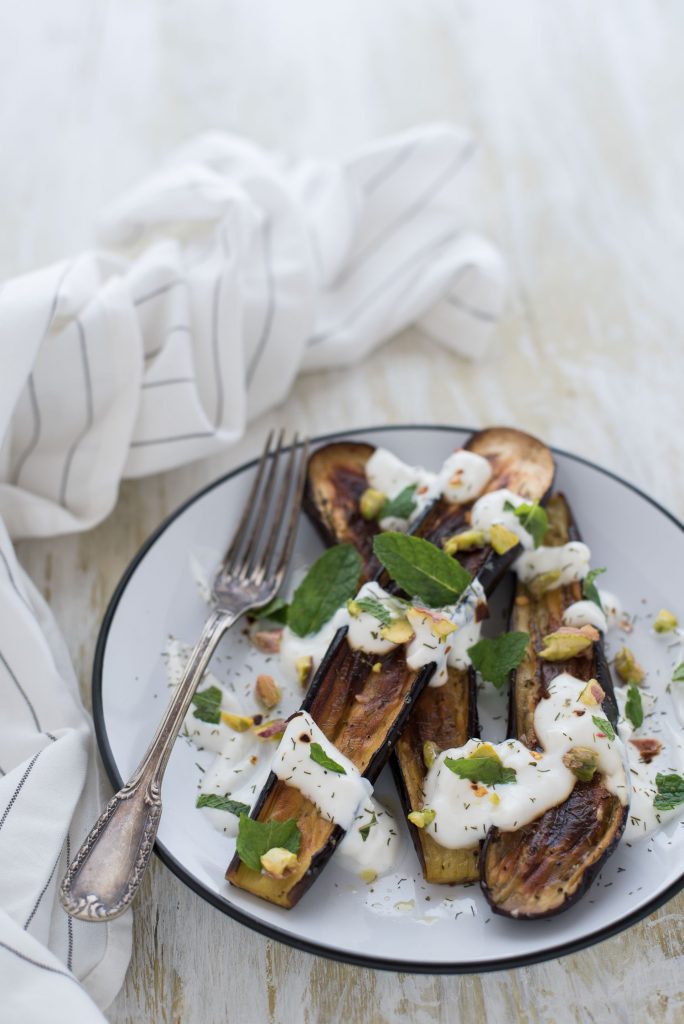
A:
[60,607,236,921]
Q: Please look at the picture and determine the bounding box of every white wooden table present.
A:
[6,2,684,1020]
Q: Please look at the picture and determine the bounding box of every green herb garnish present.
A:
[592,715,616,741]
[653,773,684,811]
[372,532,471,607]
[310,741,346,775]
[625,683,644,729]
[191,685,222,724]
[444,755,517,785]
[353,596,393,627]
[236,815,301,872]
[672,662,684,683]
[287,544,361,637]
[196,793,250,817]
[359,812,378,842]
[379,484,418,521]
[467,632,529,689]
[503,500,548,549]
[252,595,289,625]
[583,567,606,609]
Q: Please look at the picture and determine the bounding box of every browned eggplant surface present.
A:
[304,427,555,884]
[226,630,433,908]
[480,493,627,918]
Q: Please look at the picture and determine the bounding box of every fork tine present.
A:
[219,430,275,573]
[269,437,309,587]
[252,434,304,584]
[237,429,285,578]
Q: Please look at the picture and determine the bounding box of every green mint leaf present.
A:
[592,715,616,742]
[309,741,346,775]
[444,755,517,785]
[252,596,289,625]
[236,815,301,872]
[353,596,393,627]
[372,532,471,606]
[288,544,362,637]
[672,662,684,683]
[196,793,250,816]
[653,773,684,811]
[191,685,222,724]
[625,683,644,729]
[583,567,607,609]
[359,811,377,842]
[503,501,548,549]
[467,632,529,689]
[379,484,418,521]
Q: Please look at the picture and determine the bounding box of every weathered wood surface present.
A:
[6,1,684,1021]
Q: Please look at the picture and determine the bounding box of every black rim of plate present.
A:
[92,424,684,975]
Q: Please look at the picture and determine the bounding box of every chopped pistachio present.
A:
[563,746,599,782]
[539,626,598,662]
[220,711,253,732]
[251,629,283,653]
[423,740,441,769]
[359,487,386,520]
[360,868,377,884]
[654,609,678,634]
[295,655,313,687]
[253,718,287,741]
[347,599,362,618]
[255,673,280,709]
[490,523,519,555]
[380,618,415,644]
[470,742,502,762]
[527,569,562,599]
[489,792,501,806]
[371,661,382,673]
[614,646,645,685]
[431,617,457,639]
[443,529,486,556]
[408,808,436,829]
[260,847,298,878]
[579,679,606,707]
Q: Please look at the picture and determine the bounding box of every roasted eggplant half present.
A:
[304,427,555,883]
[226,628,434,908]
[480,493,628,918]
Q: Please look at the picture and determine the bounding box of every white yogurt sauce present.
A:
[273,711,372,830]
[365,447,492,531]
[563,600,608,633]
[514,541,591,586]
[423,672,628,850]
[470,489,534,550]
[598,589,622,627]
[280,581,486,690]
[336,797,400,877]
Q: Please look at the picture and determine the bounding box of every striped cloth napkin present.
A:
[0,123,505,1021]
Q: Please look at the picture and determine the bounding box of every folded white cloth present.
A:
[0,124,504,1019]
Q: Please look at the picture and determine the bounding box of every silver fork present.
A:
[59,430,308,922]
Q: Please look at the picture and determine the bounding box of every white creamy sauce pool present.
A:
[514,541,591,586]
[423,672,628,849]
[279,580,486,689]
[273,712,372,830]
[336,797,400,877]
[563,599,608,633]
[364,446,492,530]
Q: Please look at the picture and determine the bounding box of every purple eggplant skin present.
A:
[226,627,436,908]
[480,493,628,920]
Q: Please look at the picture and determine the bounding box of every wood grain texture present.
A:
[6,0,684,1021]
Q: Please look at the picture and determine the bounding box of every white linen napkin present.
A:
[0,123,504,1020]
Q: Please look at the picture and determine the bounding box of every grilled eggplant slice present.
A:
[304,427,555,883]
[480,493,628,918]
[226,629,434,907]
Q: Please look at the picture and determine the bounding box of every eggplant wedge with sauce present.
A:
[304,427,556,883]
[226,627,435,907]
[479,493,628,918]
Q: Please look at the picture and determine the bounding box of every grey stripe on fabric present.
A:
[210,274,225,426]
[133,278,186,306]
[0,750,42,834]
[141,377,195,390]
[0,940,78,985]
[333,143,475,290]
[309,228,464,346]
[59,318,94,507]
[0,650,41,731]
[362,140,417,195]
[246,220,276,388]
[0,547,33,614]
[129,430,215,449]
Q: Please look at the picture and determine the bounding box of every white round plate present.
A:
[94,425,684,973]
